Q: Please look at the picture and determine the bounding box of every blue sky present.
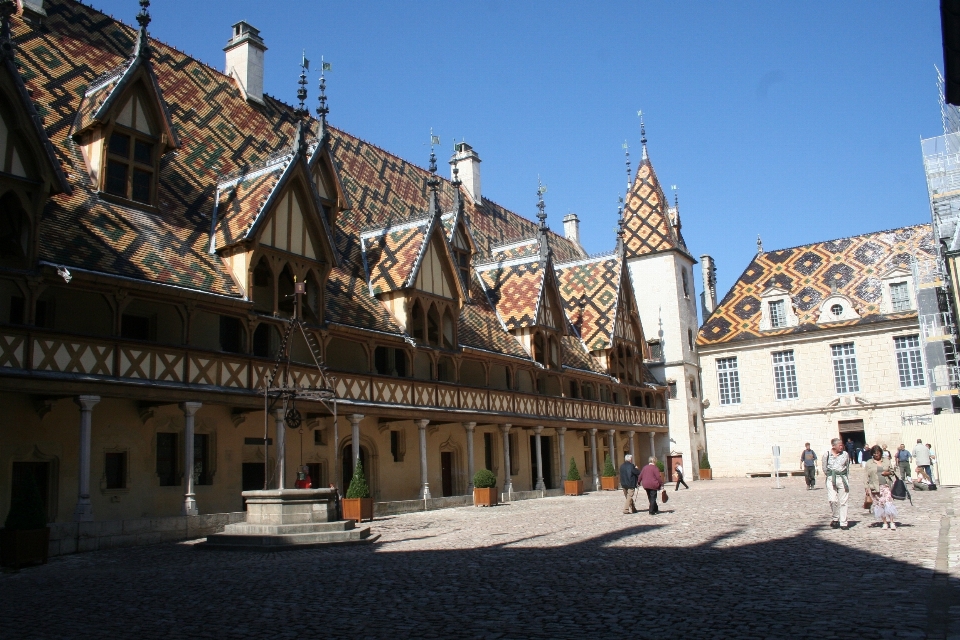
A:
[96,0,943,317]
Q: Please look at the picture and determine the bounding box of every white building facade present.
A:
[697,225,935,477]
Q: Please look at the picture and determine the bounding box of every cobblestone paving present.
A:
[2,473,957,639]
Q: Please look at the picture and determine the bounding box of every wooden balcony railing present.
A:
[0,328,667,428]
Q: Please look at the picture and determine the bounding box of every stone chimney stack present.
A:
[224,21,266,105]
[563,213,581,247]
[19,0,47,21]
[700,254,717,316]
[450,142,481,203]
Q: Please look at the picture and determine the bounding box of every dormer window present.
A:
[830,303,843,317]
[769,300,786,328]
[890,282,910,312]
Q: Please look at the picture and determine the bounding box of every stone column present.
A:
[607,429,616,466]
[500,424,513,498]
[534,426,545,491]
[416,419,431,499]
[463,422,477,493]
[649,431,656,461]
[274,408,286,490]
[589,428,599,491]
[557,427,567,486]
[181,401,202,514]
[628,430,636,458]
[73,395,100,522]
[349,413,363,467]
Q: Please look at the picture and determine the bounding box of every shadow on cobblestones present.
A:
[0,518,949,639]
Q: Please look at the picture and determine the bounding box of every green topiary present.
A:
[4,474,47,531]
[473,468,497,489]
[700,451,711,470]
[602,454,616,477]
[566,457,581,481]
[345,459,371,499]
[655,458,665,473]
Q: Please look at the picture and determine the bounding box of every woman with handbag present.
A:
[865,445,898,530]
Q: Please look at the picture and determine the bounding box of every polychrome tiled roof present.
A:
[622,158,687,259]
[698,224,935,346]
[476,242,547,331]
[555,252,622,351]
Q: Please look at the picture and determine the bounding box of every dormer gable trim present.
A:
[407,213,465,302]
[307,131,352,214]
[816,293,861,324]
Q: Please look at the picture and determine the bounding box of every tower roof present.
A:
[621,156,689,259]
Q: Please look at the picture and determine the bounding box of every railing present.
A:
[0,328,667,427]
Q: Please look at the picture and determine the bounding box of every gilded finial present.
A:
[133,0,152,59]
[296,51,309,116]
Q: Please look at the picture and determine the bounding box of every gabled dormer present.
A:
[213,123,339,322]
[758,285,799,331]
[307,132,348,230]
[71,15,178,208]
[361,165,465,349]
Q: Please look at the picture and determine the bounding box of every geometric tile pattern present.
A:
[698,224,935,346]
[621,158,687,259]
[476,256,545,331]
[555,253,621,351]
[361,218,431,294]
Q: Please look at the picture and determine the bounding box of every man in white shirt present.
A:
[927,443,938,484]
[822,438,851,530]
[913,439,931,481]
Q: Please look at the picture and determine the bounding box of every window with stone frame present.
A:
[104,451,127,490]
[716,357,741,405]
[890,282,911,312]
[894,334,925,388]
[831,343,859,394]
[102,92,160,205]
[156,433,178,486]
[772,350,799,400]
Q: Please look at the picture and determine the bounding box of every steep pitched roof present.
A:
[555,252,622,351]
[361,214,432,294]
[698,224,936,346]
[621,158,687,259]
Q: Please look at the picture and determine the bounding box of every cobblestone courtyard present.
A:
[2,474,958,639]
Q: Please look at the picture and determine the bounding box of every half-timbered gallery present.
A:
[0,0,673,541]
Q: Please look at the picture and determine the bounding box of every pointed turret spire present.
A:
[638,109,648,160]
[134,0,152,60]
[295,51,309,116]
[623,140,631,189]
[426,130,441,217]
[316,57,330,131]
[671,185,682,233]
[537,178,551,262]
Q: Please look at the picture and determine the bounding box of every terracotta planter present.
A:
[473,487,498,507]
[699,469,713,480]
[341,497,374,523]
[0,527,49,569]
[564,480,584,496]
[659,472,666,483]
[601,476,618,491]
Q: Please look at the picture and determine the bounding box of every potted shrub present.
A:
[564,458,584,496]
[601,454,618,490]
[0,474,50,569]
[656,458,665,483]
[473,469,498,506]
[341,460,374,523]
[699,452,713,480]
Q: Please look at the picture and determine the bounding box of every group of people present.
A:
[815,437,939,531]
[617,455,689,515]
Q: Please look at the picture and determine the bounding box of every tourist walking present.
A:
[674,463,689,491]
[823,438,851,530]
[913,439,932,481]
[927,444,938,483]
[865,445,898,530]
[845,438,856,463]
[800,443,818,489]
[639,457,663,515]
[619,454,640,514]
[896,444,912,482]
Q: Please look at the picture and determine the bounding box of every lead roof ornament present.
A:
[295,51,308,116]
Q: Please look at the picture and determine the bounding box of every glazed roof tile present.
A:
[698,224,935,346]
[555,253,621,351]
[621,158,687,259]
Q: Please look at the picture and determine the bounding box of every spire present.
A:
[316,57,330,131]
[0,0,14,61]
[295,51,309,116]
[623,140,631,189]
[616,194,626,256]
[671,185,682,233]
[134,0,152,60]
[638,109,648,160]
[427,130,440,216]
[537,178,551,262]
[757,234,763,255]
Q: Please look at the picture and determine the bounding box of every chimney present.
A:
[700,254,717,316]
[224,21,266,105]
[450,142,481,203]
[563,213,581,247]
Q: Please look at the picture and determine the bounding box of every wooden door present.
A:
[441,451,454,497]
[666,455,683,483]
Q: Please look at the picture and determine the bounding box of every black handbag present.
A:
[891,469,912,505]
